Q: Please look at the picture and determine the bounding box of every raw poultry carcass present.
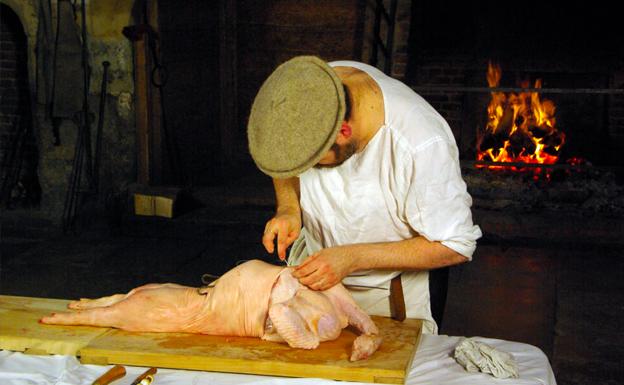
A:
[40,260,382,361]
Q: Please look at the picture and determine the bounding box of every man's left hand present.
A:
[292,247,357,291]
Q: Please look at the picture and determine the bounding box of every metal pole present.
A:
[80,0,93,189]
[94,61,110,194]
[412,85,624,94]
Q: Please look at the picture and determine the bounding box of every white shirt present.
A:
[294,61,482,334]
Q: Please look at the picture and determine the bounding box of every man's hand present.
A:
[292,246,357,290]
[263,208,301,261]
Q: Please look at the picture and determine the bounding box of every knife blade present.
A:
[130,367,158,385]
[92,365,126,385]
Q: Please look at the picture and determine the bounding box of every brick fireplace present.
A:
[403,2,624,229]
[406,2,624,167]
[411,59,624,168]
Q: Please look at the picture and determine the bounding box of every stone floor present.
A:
[1,174,623,385]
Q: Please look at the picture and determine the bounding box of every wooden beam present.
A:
[123,26,152,185]
[123,0,164,186]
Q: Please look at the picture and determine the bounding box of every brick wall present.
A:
[1,5,27,161]
[609,70,624,141]
[412,57,469,143]
[388,0,410,80]
[0,4,38,205]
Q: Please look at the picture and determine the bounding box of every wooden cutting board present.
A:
[0,295,110,355]
[0,295,421,384]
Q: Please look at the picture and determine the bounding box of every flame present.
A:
[477,62,566,178]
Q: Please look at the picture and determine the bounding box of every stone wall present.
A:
[0,0,136,222]
[412,56,469,144]
[0,4,38,206]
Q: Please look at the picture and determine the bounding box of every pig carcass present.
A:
[40,260,382,361]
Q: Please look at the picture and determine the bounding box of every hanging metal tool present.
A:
[139,0,183,184]
[94,61,110,194]
[79,0,94,191]
[0,118,25,206]
[60,0,89,232]
[61,0,102,233]
[62,60,110,233]
[62,113,85,232]
[146,27,184,185]
[51,0,84,127]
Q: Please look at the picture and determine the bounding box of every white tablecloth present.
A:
[0,335,556,385]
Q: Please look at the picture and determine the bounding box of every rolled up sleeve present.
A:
[403,138,482,259]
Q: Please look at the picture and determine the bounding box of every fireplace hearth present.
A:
[413,60,624,222]
[463,162,624,214]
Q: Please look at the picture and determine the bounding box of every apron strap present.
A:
[389,274,406,321]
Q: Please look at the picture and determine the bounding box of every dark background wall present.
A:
[158,0,367,185]
[158,1,221,186]
[410,1,623,63]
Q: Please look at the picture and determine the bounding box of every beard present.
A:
[314,141,358,169]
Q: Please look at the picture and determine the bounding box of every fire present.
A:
[477,62,566,176]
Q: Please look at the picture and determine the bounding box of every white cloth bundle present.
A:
[454,337,519,379]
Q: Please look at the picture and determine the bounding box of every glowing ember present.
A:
[477,62,566,177]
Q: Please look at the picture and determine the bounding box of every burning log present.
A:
[508,130,536,159]
[478,135,504,157]
[477,62,567,178]
[542,132,565,156]
[478,106,515,156]
[528,124,549,138]
[495,105,515,136]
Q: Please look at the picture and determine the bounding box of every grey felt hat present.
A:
[248,56,346,178]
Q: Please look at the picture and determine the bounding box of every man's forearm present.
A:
[345,236,468,272]
[273,177,301,215]
[293,235,469,289]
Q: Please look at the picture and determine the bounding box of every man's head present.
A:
[315,83,358,168]
[247,56,347,178]
[315,122,358,168]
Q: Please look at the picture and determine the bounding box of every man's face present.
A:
[315,140,358,168]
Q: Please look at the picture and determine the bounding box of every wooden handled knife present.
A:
[92,365,126,385]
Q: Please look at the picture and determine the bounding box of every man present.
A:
[247,56,481,334]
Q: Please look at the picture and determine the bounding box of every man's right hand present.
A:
[263,208,301,261]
